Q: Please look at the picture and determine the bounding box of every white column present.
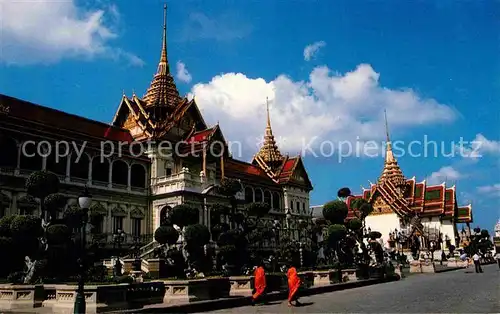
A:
[108,161,113,188]
[65,154,71,182]
[15,143,21,175]
[127,165,131,191]
[88,158,93,185]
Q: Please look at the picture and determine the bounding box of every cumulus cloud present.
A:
[477,183,500,197]
[176,61,193,83]
[181,12,252,41]
[304,41,326,61]
[427,166,462,185]
[190,64,457,159]
[455,133,500,161]
[0,0,143,66]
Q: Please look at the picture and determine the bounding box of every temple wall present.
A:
[365,213,401,248]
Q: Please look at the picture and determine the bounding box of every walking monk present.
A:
[287,264,302,307]
[252,261,266,305]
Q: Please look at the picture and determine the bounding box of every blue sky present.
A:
[1,0,499,232]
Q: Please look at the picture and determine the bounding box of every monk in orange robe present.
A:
[287,265,302,306]
[252,262,266,305]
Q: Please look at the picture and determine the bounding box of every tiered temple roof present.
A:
[346,112,472,223]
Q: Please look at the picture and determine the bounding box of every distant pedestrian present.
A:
[252,261,266,305]
[287,264,302,307]
[472,252,483,273]
[495,252,500,269]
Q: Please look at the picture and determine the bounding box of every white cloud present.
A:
[182,12,252,41]
[176,61,192,83]
[427,166,462,185]
[190,64,457,160]
[455,133,500,161]
[0,0,143,66]
[477,183,500,197]
[304,41,326,61]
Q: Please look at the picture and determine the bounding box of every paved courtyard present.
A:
[211,264,500,313]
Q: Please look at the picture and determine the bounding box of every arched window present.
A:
[272,192,280,209]
[112,160,128,186]
[160,205,171,226]
[19,141,43,171]
[0,136,17,169]
[244,187,254,204]
[46,147,67,176]
[264,190,272,207]
[255,188,263,203]
[70,153,90,180]
[131,164,146,188]
[91,158,109,184]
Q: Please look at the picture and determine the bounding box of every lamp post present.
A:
[73,187,92,314]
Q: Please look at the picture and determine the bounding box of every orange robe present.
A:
[252,266,266,300]
[287,267,301,302]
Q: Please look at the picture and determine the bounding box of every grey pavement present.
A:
[210,264,500,313]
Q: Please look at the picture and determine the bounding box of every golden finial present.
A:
[122,89,125,96]
[384,109,390,143]
[266,97,271,128]
[132,89,136,96]
[160,3,167,64]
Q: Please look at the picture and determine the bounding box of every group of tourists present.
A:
[252,261,303,307]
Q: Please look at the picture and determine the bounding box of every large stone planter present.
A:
[420,260,436,273]
[410,260,422,273]
[312,270,340,286]
[206,277,230,299]
[341,269,358,282]
[298,271,314,288]
[163,279,212,304]
[49,284,129,314]
[229,276,253,297]
[147,258,167,279]
[0,284,44,311]
[265,274,287,292]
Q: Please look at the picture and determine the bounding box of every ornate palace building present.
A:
[311,118,473,252]
[0,6,312,250]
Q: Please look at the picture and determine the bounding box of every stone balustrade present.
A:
[0,284,43,310]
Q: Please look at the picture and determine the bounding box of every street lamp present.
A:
[113,229,126,249]
[74,186,92,314]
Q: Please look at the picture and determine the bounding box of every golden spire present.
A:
[142,3,180,108]
[255,97,284,164]
[378,109,406,186]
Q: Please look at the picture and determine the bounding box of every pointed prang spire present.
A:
[378,109,405,186]
[255,97,284,165]
[142,3,180,108]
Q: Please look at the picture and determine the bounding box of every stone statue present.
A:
[23,256,36,284]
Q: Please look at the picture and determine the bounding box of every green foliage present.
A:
[0,215,15,237]
[184,224,210,247]
[350,199,373,218]
[322,200,348,224]
[211,204,231,216]
[247,202,271,218]
[218,178,242,197]
[337,188,352,198]
[326,224,347,246]
[10,215,43,238]
[63,206,85,228]
[347,218,362,231]
[44,193,67,212]
[170,204,199,227]
[46,224,71,245]
[154,225,179,245]
[369,231,382,240]
[480,229,489,238]
[25,171,60,199]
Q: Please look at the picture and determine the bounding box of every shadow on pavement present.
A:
[295,302,314,307]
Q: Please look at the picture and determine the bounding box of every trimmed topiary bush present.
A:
[44,193,67,212]
[184,224,210,247]
[347,218,362,231]
[323,200,349,224]
[10,215,43,239]
[218,178,242,197]
[326,224,347,245]
[46,224,71,245]
[170,205,199,227]
[25,171,60,199]
[154,225,179,245]
[247,202,271,218]
[0,215,16,237]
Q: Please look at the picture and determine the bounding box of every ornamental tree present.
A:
[170,204,199,228]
